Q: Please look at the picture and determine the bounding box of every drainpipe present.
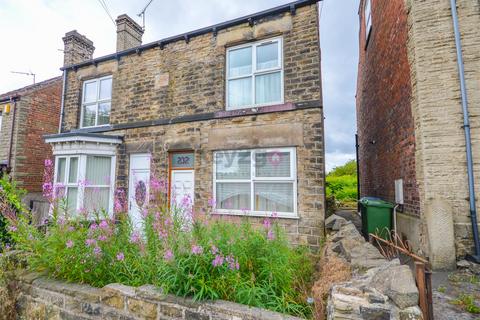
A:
[58,70,67,133]
[450,0,480,263]
[355,133,361,213]
[7,99,18,169]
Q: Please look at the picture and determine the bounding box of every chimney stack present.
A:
[62,30,95,67]
[116,14,144,52]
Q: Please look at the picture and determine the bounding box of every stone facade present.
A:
[357,0,480,267]
[0,77,62,217]
[53,3,325,248]
[10,273,302,320]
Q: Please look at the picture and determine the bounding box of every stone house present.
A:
[356,0,480,268]
[0,77,62,218]
[45,0,325,249]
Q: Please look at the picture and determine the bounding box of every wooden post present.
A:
[425,268,434,320]
[415,262,429,320]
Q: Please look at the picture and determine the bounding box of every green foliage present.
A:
[451,294,480,314]
[5,182,314,317]
[326,160,358,208]
[328,160,357,177]
[0,176,26,246]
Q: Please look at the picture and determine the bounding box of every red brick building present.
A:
[357,0,480,268]
[0,77,62,218]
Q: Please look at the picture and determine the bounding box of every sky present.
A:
[0,0,359,172]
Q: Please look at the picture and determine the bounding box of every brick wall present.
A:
[356,0,420,215]
[13,80,62,192]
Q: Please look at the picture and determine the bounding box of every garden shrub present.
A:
[0,176,26,247]
[2,161,315,317]
[326,160,358,208]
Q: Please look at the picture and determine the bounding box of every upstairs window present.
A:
[81,76,112,128]
[364,0,372,41]
[226,37,283,110]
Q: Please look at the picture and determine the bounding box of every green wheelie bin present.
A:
[359,197,394,240]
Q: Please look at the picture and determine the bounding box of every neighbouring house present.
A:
[0,77,62,221]
[356,0,480,268]
[44,0,325,249]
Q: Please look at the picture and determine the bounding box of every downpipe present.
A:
[58,69,67,133]
[450,0,480,263]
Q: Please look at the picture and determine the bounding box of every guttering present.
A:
[450,0,480,262]
[58,70,67,133]
[60,0,321,71]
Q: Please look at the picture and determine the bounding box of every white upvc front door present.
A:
[128,154,150,229]
[170,170,195,210]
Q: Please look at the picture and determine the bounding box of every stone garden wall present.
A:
[10,272,302,320]
[324,214,423,320]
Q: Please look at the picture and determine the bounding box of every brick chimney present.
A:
[116,14,144,52]
[62,30,95,67]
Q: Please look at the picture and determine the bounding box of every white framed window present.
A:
[54,154,115,215]
[0,112,2,133]
[364,0,372,40]
[81,75,112,128]
[226,37,283,110]
[213,147,297,218]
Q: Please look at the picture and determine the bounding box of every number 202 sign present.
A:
[172,153,195,168]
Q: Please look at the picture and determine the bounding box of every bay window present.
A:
[226,37,283,110]
[213,147,297,217]
[81,76,112,128]
[55,154,115,215]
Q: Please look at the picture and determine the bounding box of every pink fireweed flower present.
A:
[8,225,17,232]
[150,176,167,193]
[68,226,75,232]
[99,220,109,229]
[130,232,141,244]
[66,240,74,248]
[271,212,278,219]
[93,246,102,256]
[113,188,127,213]
[85,238,96,247]
[210,245,219,255]
[164,249,174,261]
[97,235,108,242]
[45,159,53,167]
[225,254,240,271]
[263,218,271,229]
[212,254,224,267]
[53,183,66,200]
[89,223,98,231]
[42,182,53,200]
[267,229,275,241]
[191,245,203,255]
[207,197,216,208]
[116,252,125,261]
[141,208,149,219]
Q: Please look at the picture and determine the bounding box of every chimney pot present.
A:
[62,30,95,67]
[116,14,144,52]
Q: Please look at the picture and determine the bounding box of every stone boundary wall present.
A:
[324,214,423,320]
[12,272,302,320]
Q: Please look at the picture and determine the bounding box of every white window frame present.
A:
[226,37,284,111]
[54,154,116,216]
[80,75,112,128]
[212,147,297,218]
[0,112,2,133]
[364,0,372,40]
